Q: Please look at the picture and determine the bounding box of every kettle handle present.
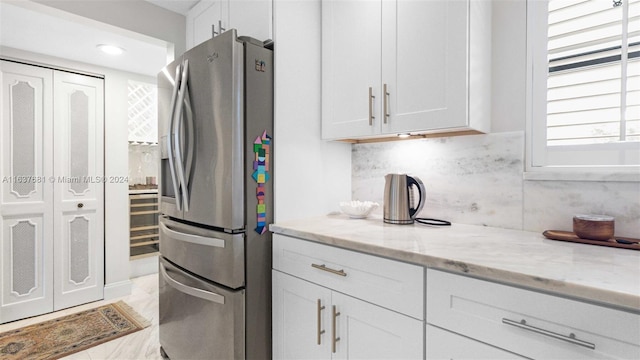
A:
[407,176,426,219]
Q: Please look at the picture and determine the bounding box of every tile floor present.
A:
[0,273,162,359]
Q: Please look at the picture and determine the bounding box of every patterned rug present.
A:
[0,301,150,359]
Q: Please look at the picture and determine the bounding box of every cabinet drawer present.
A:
[426,269,640,359]
[426,324,527,359]
[273,234,424,319]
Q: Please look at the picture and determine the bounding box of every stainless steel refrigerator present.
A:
[157,29,273,360]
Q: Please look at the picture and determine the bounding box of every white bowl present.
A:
[339,200,379,219]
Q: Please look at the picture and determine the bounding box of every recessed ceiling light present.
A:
[97,44,125,55]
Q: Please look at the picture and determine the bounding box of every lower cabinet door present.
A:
[273,270,332,360]
[332,292,423,360]
[426,324,527,360]
[273,270,424,360]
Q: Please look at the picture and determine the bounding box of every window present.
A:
[528,0,640,174]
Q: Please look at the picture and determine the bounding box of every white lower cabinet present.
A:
[273,270,423,360]
[272,234,424,360]
[273,270,331,360]
[272,234,640,359]
[426,269,640,360]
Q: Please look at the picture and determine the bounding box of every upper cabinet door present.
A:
[322,0,382,140]
[228,0,272,41]
[322,0,491,141]
[187,0,229,49]
[382,0,468,134]
[187,0,273,50]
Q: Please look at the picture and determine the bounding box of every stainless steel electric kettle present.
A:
[383,174,426,225]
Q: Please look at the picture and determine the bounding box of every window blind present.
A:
[546,0,639,146]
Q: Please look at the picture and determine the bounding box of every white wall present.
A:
[32,0,186,56]
[273,0,351,222]
[1,46,158,298]
[490,0,526,133]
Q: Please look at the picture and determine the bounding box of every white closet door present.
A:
[53,71,104,311]
[0,61,54,323]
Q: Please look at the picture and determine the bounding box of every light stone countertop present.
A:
[270,214,640,313]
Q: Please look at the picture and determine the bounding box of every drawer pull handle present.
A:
[317,299,326,345]
[502,318,595,350]
[332,305,341,353]
[311,263,347,277]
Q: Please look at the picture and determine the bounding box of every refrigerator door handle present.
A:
[183,79,195,205]
[174,59,190,212]
[173,60,189,211]
[160,221,226,248]
[160,263,225,304]
[167,64,183,211]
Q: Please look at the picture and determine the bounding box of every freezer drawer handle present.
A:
[160,263,225,304]
[311,263,347,277]
[160,222,225,248]
[502,318,595,350]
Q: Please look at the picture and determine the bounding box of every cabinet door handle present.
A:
[212,20,226,37]
[317,299,326,345]
[383,83,389,124]
[332,305,341,353]
[368,86,375,126]
[311,263,347,277]
[502,318,596,350]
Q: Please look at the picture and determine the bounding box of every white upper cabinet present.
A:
[187,0,272,49]
[321,0,381,139]
[187,0,227,49]
[322,0,491,141]
[228,0,272,42]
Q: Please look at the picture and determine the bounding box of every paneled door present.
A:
[272,270,331,360]
[321,0,382,140]
[52,71,104,311]
[381,0,468,134]
[0,60,54,323]
[0,60,104,323]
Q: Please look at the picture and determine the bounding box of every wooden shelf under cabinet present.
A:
[129,191,159,259]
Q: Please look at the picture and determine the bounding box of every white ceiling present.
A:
[145,0,199,15]
[0,1,190,77]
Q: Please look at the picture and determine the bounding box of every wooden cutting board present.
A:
[543,230,640,251]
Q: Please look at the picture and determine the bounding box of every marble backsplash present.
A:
[128,143,159,185]
[352,131,640,237]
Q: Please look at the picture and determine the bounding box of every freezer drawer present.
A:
[159,216,244,288]
[159,257,245,360]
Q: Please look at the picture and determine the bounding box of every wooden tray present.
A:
[543,230,640,251]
